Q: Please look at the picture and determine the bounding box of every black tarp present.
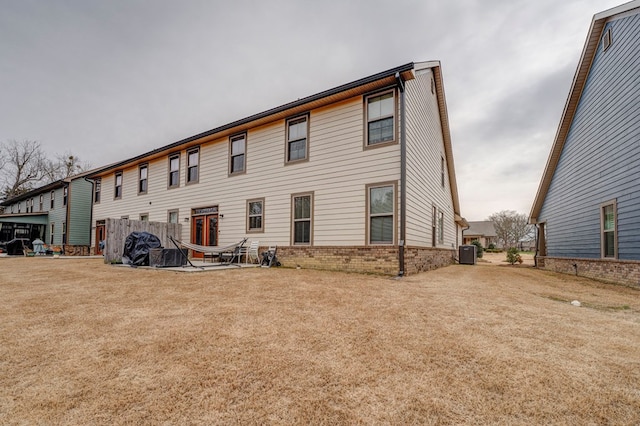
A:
[122,232,162,267]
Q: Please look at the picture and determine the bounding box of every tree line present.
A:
[0,140,89,202]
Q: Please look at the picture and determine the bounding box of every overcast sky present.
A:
[0,0,624,220]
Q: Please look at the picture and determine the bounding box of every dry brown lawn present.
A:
[1,256,639,425]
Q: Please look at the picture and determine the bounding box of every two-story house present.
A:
[88,61,466,275]
[0,174,93,254]
[530,1,640,286]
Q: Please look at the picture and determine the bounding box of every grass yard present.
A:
[1,257,639,424]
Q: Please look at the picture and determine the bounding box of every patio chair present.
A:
[247,240,260,264]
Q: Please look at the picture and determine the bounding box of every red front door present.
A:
[191,214,218,258]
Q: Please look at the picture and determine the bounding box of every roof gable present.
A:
[530,0,640,223]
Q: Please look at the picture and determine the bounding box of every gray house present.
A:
[462,221,498,248]
[530,0,640,286]
[0,174,93,255]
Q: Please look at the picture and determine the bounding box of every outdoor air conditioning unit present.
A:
[459,245,477,265]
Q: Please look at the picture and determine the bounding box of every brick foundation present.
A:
[404,246,456,275]
[63,245,91,256]
[537,256,640,288]
[274,246,454,276]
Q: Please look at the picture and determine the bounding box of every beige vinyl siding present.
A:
[92,96,400,248]
[405,69,457,248]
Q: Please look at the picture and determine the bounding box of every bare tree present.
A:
[0,140,48,200]
[43,152,90,182]
[0,141,89,201]
[487,210,531,249]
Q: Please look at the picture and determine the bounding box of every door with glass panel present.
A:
[191,214,218,258]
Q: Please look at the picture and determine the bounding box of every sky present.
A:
[0,0,625,220]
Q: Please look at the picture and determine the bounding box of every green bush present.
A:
[488,243,496,250]
[470,240,483,258]
[506,247,523,265]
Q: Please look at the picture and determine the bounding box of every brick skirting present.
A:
[537,256,640,288]
[404,246,456,275]
[63,245,91,256]
[274,246,454,276]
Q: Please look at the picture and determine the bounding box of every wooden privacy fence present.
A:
[103,218,182,264]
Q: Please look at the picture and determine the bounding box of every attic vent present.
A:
[431,78,435,94]
[603,28,612,51]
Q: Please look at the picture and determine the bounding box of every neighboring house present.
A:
[462,221,497,248]
[530,1,640,287]
[0,174,93,254]
[88,61,466,275]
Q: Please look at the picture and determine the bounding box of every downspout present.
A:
[84,176,95,254]
[65,182,70,251]
[533,222,539,268]
[396,72,407,277]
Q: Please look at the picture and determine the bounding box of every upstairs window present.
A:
[139,164,148,194]
[601,201,617,258]
[94,178,101,204]
[168,154,180,188]
[441,156,445,188]
[187,148,199,184]
[63,187,68,206]
[39,194,43,211]
[286,115,309,163]
[230,134,246,174]
[114,172,123,199]
[365,90,395,146]
[50,191,55,209]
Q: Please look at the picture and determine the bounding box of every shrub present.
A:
[470,240,483,258]
[506,247,523,265]
[488,243,496,250]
